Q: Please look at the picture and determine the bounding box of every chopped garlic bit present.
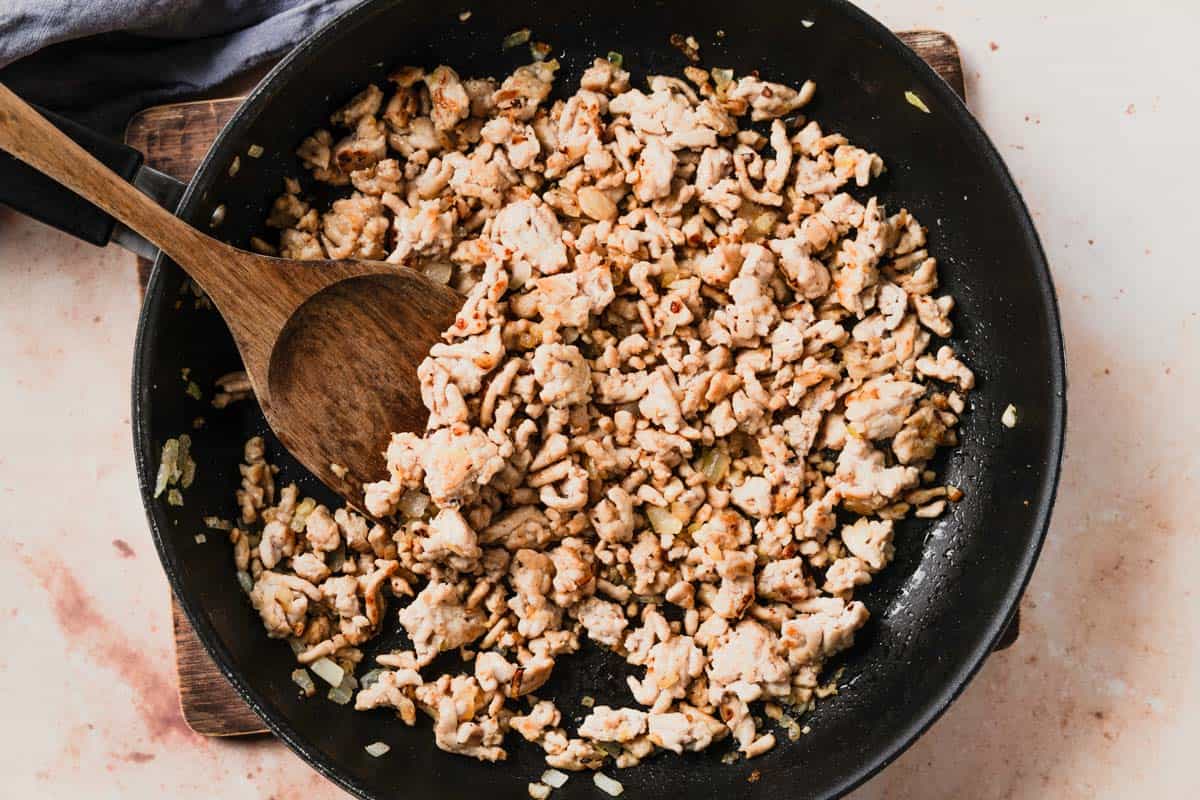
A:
[905,90,931,114]
[593,773,624,796]
[1001,404,1018,428]
[247,144,264,158]
[194,533,207,544]
[801,19,815,28]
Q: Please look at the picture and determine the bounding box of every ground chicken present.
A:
[233,54,973,775]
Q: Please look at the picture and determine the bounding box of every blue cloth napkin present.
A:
[0,0,360,135]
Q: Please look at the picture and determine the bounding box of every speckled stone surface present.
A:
[1,2,1196,797]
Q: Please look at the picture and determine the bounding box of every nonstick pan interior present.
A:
[133,1,1065,798]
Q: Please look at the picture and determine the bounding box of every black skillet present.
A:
[0,0,1065,797]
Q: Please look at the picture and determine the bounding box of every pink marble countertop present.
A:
[2,2,1196,797]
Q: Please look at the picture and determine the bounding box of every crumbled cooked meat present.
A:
[531,343,591,407]
[578,706,648,742]
[355,667,422,724]
[830,437,921,513]
[725,76,815,121]
[917,345,976,390]
[421,424,506,507]
[425,66,471,132]
[399,580,488,665]
[840,518,895,571]
[572,595,628,647]
[238,56,973,772]
[844,377,926,440]
[647,705,727,753]
[627,625,706,713]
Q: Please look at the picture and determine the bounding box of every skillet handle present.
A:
[0,102,145,246]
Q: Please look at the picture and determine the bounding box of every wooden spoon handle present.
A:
[0,83,224,277]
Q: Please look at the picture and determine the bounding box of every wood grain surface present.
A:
[127,28,968,738]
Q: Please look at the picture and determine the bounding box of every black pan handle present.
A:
[0,104,145,246]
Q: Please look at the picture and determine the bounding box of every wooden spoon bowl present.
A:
[0,83,461,507]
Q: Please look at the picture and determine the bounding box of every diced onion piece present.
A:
[290,497,317,533]
[528,783,551,800]
[1001,404,1018,428]
[645,506,683,537]
[365,741,391,757]
[327,546,347,573]
[360,668,385,689]
[154,438,179,497]
[194,533,207,544]
[247,144,264,158]
[781,714,802,741]
[593,773,624,796]
[424,261,453,285]
[905,91,931,114]
[594,741,622,757]
[752,212,777,235]
[503,28,531,50]
[328,683,354,705]
[698,448,730,483]
[606,51,624,68]
[398,490,431,520]
[801,19,815,28]
[541,769,569,788]
[311,657,346,687]
[177,434,193,484]
[291,668,316,696]
[580,695,595,708]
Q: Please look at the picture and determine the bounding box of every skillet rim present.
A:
[132,1,1067,797]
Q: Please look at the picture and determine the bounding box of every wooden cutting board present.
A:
[127,30,970,737]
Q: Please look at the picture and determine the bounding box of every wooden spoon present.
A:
[0,84,461,507]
